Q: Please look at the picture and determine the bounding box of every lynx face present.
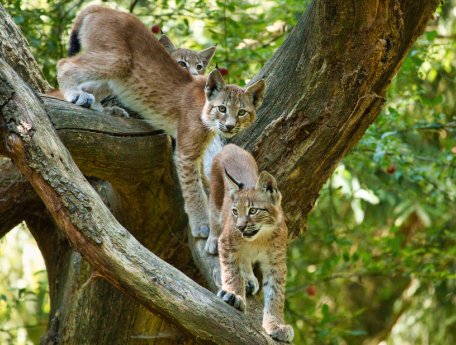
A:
[159,34,216,75]
[227,171,282,241]
[203,70,265,138]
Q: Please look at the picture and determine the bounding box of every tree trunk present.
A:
[0,1,439,344]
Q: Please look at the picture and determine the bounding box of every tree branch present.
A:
[0,157,40,238]
[233,0,440,238]
[0,4,50,92]
[0,58,276,344]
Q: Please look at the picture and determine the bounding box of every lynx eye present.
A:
[196,64,203,71]
[178,61,188,68]
[248,208,258,215]
[232,208,238,216]
[218,105,227,113]
[238,109,247,116]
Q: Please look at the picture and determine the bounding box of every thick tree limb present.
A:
[233,0,440,238]
[0,59,276,344]
[0,157,39,237]
[0,5,50,92]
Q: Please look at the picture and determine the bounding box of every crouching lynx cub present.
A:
[57,5,265,238]
[209,144,294,343]
[47,35,214,104]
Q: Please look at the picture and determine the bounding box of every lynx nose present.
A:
[226,124,234,131]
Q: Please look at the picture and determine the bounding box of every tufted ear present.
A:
[245,79,265,110]
[158,34,176,53]
[205,69,226,100]
[199,46,216,66]
[225,168,243,195]
[256,171,280,204]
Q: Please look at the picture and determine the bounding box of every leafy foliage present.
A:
[1,0,455,344]
[0,225,49,345]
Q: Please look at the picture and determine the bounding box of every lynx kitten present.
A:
[159,35,216,76]
[208,144,294,343]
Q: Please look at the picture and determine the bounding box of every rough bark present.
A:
[233,0,440,238]
[0,5,50,93]
[0,0,440,344]
[0,59,276,344]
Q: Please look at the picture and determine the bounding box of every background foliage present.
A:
[1,0,455,344]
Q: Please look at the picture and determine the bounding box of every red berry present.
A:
[151,25,160,34]
[386,165,396,174]
[219,67,229,76]
[306,285,317,297]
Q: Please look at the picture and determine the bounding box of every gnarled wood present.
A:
[0,58,276,344]
[0,5,50,92]
[233,0,440,238]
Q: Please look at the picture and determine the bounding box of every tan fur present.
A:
[209,144,294,343]
[57,6,265,238]
[158,35,216,76]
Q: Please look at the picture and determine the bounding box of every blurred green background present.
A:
[0,1,455,344]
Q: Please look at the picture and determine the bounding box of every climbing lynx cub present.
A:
[208,144,294,343]
[159,35,216,76]
[57,5,265,238]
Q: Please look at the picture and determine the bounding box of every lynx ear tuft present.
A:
[199,46,216,65]
[245,79,265,110]
[256,171,280,204]
[158,34,176,53]
[225,168,244,193]
[205,69,226,100]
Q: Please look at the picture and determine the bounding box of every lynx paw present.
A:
[103,106,130,118]
[191,223,210,239]
[245,276,259,295]
[68,91,95,108]
[217,290,245,312]
[204,235,218,254]
[267,324,294,343]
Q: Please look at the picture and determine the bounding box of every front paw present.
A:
[103,106,130,117]
[190,223,210,239]
[245,276,259,295]
[217,290,245,312]
[204,235,218,254]
[267,324,294,343]
[68,91,95,108]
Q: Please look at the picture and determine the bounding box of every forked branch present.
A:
[0,58,276,345]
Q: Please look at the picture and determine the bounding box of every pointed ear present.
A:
[199,46,216,65]
[158,35,175,53]
[205,69,226,100]
[245,79,265,110]
[225,168,244,193]
[256,171,280,204]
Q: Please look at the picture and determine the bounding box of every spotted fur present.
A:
[208,144,294,343]
[56,5,265,238]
